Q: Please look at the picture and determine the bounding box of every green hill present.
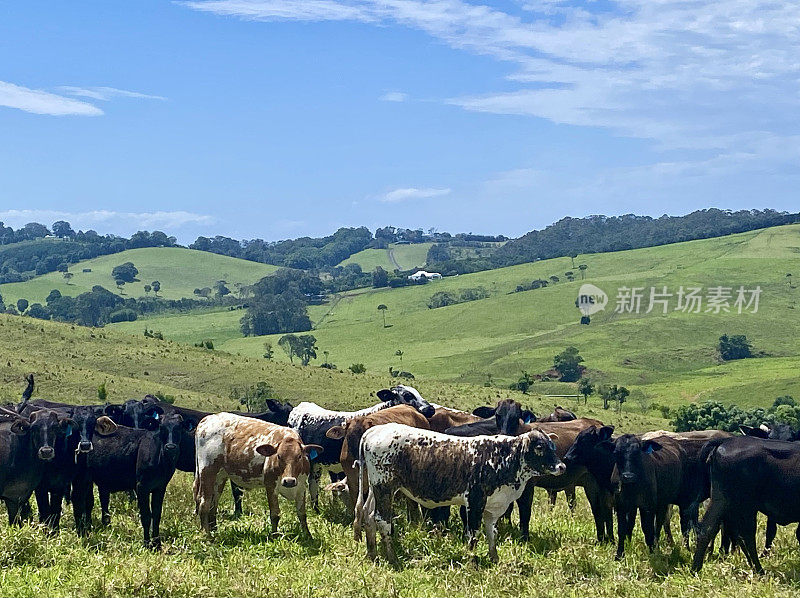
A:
[0,247,278,306]
[114,224,800,412]
[338,243,432,271]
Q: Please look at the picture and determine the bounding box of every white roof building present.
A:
[408,270,442,281]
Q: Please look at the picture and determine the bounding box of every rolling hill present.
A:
[0,247,278,306]
[338,243,432,271]
[111,224,800,412]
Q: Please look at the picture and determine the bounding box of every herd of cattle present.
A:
[2,374,800,574]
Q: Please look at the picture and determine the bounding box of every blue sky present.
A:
[1,0,798,243]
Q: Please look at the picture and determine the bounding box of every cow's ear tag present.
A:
[153,412,159,420]
[644,444,654,454]
[523,414,533,423]
[65,424,73,436]
[308,448,318,460]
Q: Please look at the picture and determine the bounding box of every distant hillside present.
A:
[338,243,432,271]
[114,224,800,413]
[0,247,278,306]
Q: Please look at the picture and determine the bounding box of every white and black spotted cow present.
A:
[355,423,566,563]
[288,385,435,510]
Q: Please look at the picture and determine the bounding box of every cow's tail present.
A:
[690,437,728,519]
[353,435,370,542]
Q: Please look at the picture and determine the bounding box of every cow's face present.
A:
[11,409,73,462]
[523,430,566,476]
[264,399,293,426]
[564,425,614,465]
[69,406,118,454]
[494,399,523,435]
[257,438,323,489]
[377,385,435,418]
[612,434,662,486]
[151,413,194,457]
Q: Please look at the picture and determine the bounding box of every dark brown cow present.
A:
[325,405,431,518]
[538,406,578,422]
[427,406,481,433]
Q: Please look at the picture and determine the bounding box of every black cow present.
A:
[538,406,578,423]
[693,435,800,574]
[73,412,195,547]
[447,399,532,437]
[0,406,74,524]
[610,434,686,559]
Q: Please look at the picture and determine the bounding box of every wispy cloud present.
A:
[381,187,451,203]
[0,81,103,116]
[379,91,408,102]
[183,0,800,152]
[58,86,167,102]
[0,209,215,231]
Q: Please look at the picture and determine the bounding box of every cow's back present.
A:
[644,436,684,505]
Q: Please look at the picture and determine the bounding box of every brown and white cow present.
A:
[194,413,323,537]
[356,423,565,563]
[325,405,431,519]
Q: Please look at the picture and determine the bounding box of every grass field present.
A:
[116,225,800,413]
[0,247,278,305]
[339,243,432,271]
[2,314,800,596]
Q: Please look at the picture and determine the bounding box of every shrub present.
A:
[349,363,366,374]
[718,334,752,360]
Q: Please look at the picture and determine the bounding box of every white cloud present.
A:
[58,86,167,102]
[0,210,215,232]
[381,187,451,202]
[379,91,408,102]
[183,0,800,151]
[0,81,103,116]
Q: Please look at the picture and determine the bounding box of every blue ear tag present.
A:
[65,424,73,436]
[308,448,318,460]
[523,414,533,423]
[153,412,159,420]
[644,444,654,454]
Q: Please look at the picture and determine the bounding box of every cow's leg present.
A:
[655,505,671,549]
[483,511,501,562]
[465,488,487,553]
[47,490,65,532]
[72,481,93,536]
[459,505,469,541]
[565,486,577,511]
[738,512,763,574]
[615,507,632,560]
[678,506,692,548]
[763,518,777,555]
[137,486,152,547]
[516,481,534,541]
[197,468,225,534]
[35,486,51,527]
[692,498,725,572]
[150,487,166,549]
[583,477,612,544]
[295,488,311,538]
[309,464,322,512]
[372,485,396,564]
[547,490,558,508]
[99,486,112,527]
[266,486,280,534]
[5,499,22,526]
[363,487,378,560]
[641,508,657,552]
[662,504,675,545]
[231,482,244,518]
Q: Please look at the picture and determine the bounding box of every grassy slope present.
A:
[339,243,432,271]
[172,224,800,411]
[0,247,278,305]
[0,316,798,596]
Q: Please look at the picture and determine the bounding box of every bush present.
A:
[427,287,489,309]
[349,363,366,374]
[672,398,799,433]
[108,308,137,323]
[150,390,176,404]
[230,382,278,412]
[718,334,752,360]
[194,339,214,350]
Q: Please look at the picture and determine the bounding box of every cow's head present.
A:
[257,436,323,489]
[377,385,435,418]
[112,399,164,429]
[740,423,799,441]
[523,429,565,476]
[473,402,536,425]
[68,405,118,454]
[611,434,663,486]
[144,412,195,458]
[10,408,74,462]
[564,425,614,465]
[262,399,294,426]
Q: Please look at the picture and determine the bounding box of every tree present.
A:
[97,382,107,403]
[377,304,388,327]
[214,280,230,298]
[349,363,366,374]
[278,334,301,363]
[615,386,630,412]
[395,349,404,365]
[510,371,535,394]
[194,287,212,299]
[151,280,161,296]
[17,298,28,314]
[373,266,389,288]
[27,303,49,320]
[578,379,594,405]
[298,334,318,366]
[263,342,274,360]
[554,346,584,382]
[144,284,152,295]
[63,271,74,284]
[578,264,588,280]
[549,275,560,285]
[565,271,575,282]
[52,220,75,238]
[718,334,752,361]
[570,253,578,268]
[787,273,794,288]
[111,262,138,284]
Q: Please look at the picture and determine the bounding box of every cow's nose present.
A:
[79,441,93,453]
[38,446,55,461]
[621,472,637,484]
[164,442,179,453]
[422,406,435,418]
[551,462,567,475]
[282,477,297,488]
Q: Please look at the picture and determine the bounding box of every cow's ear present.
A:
[598,426,615,441]
[546,432,559,442]
[182,418,197,433]
[304,444,323,460]
[60,418,76,436]
[145,405,164,419]
[325,425,346,440]
[521,410,536,424]
[597,439,615,452]
[472,406,496,418]
[10,419,30,435]
[142,417,160,431]
[256,443,277,457]
[377,389,396,402]
[265,398,281,411]
[642,440,662,454]
[95,416,118,437]
[739,425,768,438]
[104,405,123,421]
